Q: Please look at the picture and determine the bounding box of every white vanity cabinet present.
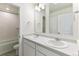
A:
[22,38,36,56]
[23,43,35,56]
[36,51,45,56]
[36,44,60,56]
[22,38,66,56]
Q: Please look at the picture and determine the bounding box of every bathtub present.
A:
[0,38,18,55]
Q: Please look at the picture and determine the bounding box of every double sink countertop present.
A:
[23,34,79,56]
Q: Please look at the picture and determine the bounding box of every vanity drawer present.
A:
[23,38,35,48]
[36,44,59,56]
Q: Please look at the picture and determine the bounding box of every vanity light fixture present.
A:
[39,4,45,9]
[35,3,45,11]
[35,5,41,11]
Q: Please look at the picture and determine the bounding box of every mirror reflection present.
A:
[34,3,74,36]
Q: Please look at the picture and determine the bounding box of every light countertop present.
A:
[23,34,79,56]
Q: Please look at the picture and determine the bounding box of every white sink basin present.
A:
[46,40,68,48]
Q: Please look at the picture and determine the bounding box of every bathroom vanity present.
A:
[20,3,79,56]
[22,34,78,56]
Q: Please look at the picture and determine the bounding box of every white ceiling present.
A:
[11,3,73,14]
[49,3,72,12]
[0,3,19,14]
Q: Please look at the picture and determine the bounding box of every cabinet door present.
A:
[36,51,45,56]
[36,44,59,56]
[23,43,35,56]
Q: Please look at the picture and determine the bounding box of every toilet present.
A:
[13,44,19,55]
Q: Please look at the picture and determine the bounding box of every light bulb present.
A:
[39,4,45,9]
[35,6,40,11]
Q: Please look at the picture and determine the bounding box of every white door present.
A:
[23,43,35,56]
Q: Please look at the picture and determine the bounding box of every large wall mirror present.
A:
[34,3,77,39]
